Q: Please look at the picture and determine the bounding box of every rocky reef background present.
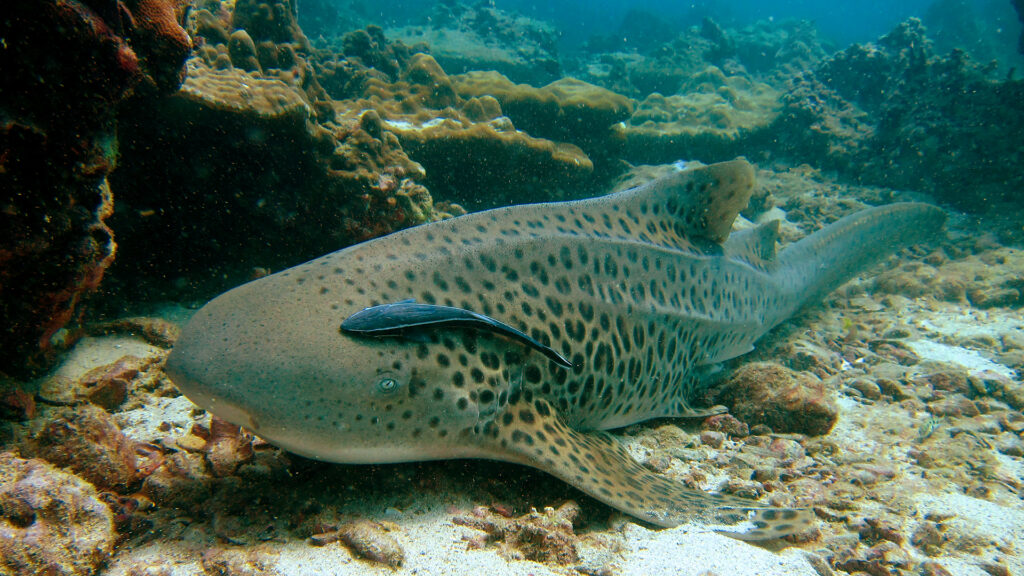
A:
[3,0,1023,377]
[2,2,1024,575]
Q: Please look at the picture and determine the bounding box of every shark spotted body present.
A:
[166,159,945,539]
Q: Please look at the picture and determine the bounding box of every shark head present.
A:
[164,274,511,464]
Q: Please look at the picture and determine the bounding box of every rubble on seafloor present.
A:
[1,163,1022,576]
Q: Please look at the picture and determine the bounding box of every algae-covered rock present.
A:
[387,1,561,86]
[714,362,839,436]
[623,67,781,165]
[791,18,1024,210]
[0,452,115,576]
[454,501,583,565]
[29,404,160,493]
[453,72,633,142]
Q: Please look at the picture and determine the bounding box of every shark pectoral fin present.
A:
[482,396,815,540]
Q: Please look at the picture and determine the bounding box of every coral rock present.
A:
[30,405,160,492]
[87,316,181,348]
[926,394,981,418]
[388,3,561,85]
[228,29,262,72]
[0,387,37,421]
[202,417,256,477]
[231,0,308,48]
[911,521,945,554]
[179,59,312,120]
[701,413,750,437]
[200,549,282,576]
[452,71,633,146]
[76,355,151,410]
[454,501,582,565]
[623,67,782,165]
[0,452,115,576]
[0,0,188,376]
[337,520,405,568]
[121,0,193,91]
[714,362,839,436]
[109,44,434,300]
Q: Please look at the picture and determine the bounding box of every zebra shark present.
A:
[165,158,945,539]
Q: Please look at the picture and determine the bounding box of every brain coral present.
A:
[0,452,116,576]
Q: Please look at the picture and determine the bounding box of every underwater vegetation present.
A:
[1,0,1023,575]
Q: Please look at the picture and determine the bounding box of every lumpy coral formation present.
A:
[623,66,782,165]
[818,20,1024,209]
[107,11,435,300]
[106,9,613,301]
[711,361,839,436]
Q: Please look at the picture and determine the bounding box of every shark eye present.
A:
[376,377,399,394]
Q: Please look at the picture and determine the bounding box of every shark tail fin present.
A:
[773,202,946,319]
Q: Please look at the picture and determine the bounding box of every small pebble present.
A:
[768,438,805,460]
[848,378,882,400]
[643,454,671,473]
[752,467,778,482]
[699,430,725,448]
[920,561,954,576]
[911,521,943,551]
[309,531,340,546]
[994,432,1024,457]
[980,562,1012,576]
[338,520,404,568]
[999,412,1024,433]
[860,517,902,544]
[875,378,910,400]
[927,394,981,418]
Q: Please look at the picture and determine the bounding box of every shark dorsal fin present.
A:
[587,159,756,250]
[724,219,781,267]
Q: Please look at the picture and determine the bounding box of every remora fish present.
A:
[166,159,945,539]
